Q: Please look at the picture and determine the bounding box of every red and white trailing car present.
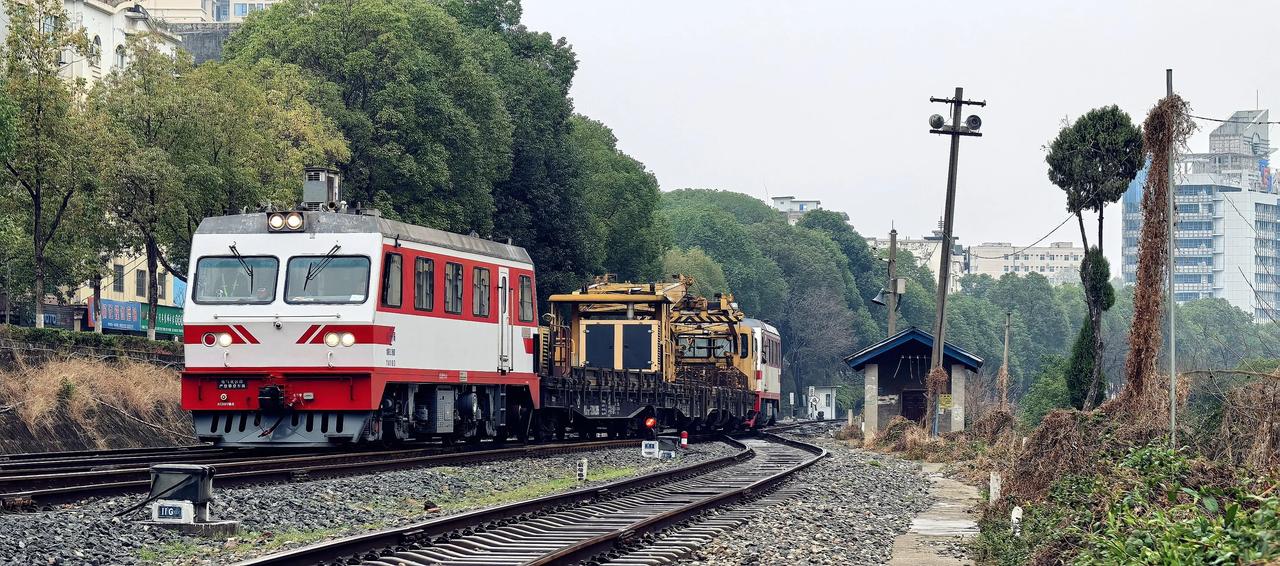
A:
[182,172,538,446]
[743,318,782,425]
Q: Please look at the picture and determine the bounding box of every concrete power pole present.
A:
[927,87,984,436]
[1000,312,1011,411]
[887,228,898,336]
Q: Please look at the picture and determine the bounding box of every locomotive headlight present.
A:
[324,332,340,348]
[340,332,356,347]
[217,332,233,347]
[285,212,304,230]
[267,213,286,230]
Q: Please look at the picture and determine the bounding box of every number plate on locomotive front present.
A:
[217,379,248,390]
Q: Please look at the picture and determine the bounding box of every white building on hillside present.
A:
[965,241,1085,285]
[771,196,823,225]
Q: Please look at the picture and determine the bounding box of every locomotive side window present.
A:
[444,262,463,314]
[284,256,370,304]
[739,334,749,358]
[518,275,533,322]
[193,256,279,304]
[414,258,434,311]
[381,253,402,308]
[472,267,490,317]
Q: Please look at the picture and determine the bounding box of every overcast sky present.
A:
[522,0,1280,268]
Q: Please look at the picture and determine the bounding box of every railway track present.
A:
[0,440,635,510]
[0,420,818,511]
[233,433,826,566]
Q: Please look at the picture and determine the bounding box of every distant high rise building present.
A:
[1121,109,1280,322]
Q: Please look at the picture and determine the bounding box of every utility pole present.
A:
[887,228,899,336]
[1166,69,1178,448]
[1000,312,1011,411]
[927,87,984,436]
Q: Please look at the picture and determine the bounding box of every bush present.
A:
[1019,356,1071,429]
[0,325,182,356]
[978,443,1280,565]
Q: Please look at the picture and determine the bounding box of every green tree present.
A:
[1020,355,1071,428]
[663,189,781,225]
[1046,106,1143,409]
[159,59,349,274]
[461,20,594,304]
[661,200,787,320]
[661,247,727,298]
[93,39,348,336]
[989,272,1069,378]
[1175,299,1258,371]
[226,0,513,233]
[797,210,886,331]
[570,115,666,281]
[0,0,97,327]
[959,273,997,300]
[891,249,939,332]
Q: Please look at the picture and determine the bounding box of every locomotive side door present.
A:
[497,268,513,372]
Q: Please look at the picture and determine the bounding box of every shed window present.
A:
[414,258,433,311]
[472,267,490,317]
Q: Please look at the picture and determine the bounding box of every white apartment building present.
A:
[771,196,823,225]
[1121,109,1280,322]
[965,241,1084,285]
[133,0,211,22]
[864,229,964,292]
[0,0,180,86]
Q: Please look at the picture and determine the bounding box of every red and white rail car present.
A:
[743,318,782,426]
[182,209,538,447]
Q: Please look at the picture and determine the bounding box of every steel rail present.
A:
[524,433,826,565]
[235,434,825,566]
[0,439,636,510]
[231,438,754,566]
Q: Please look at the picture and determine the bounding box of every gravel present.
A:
[679,433,932,566]
[0,441,738,565]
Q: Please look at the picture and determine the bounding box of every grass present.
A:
[0,357,183,432]
[136,467,642,564]
[138,526,380,564]
[137,540,202,564]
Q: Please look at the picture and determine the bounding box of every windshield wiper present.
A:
[229,243,253,285]
[303,245,342,290]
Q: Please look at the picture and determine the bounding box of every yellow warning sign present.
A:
[939,394,953,409]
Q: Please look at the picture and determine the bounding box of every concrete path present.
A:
[888,462,980,565]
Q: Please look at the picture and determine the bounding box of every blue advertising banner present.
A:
[87,298,183,335]
[92,298,143,331]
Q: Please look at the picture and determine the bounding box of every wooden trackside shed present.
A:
[844,327,983,434]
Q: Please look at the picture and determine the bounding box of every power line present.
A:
[966,180,1117,261]
[968,214,1075,259]
[1189,114,1280,125]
